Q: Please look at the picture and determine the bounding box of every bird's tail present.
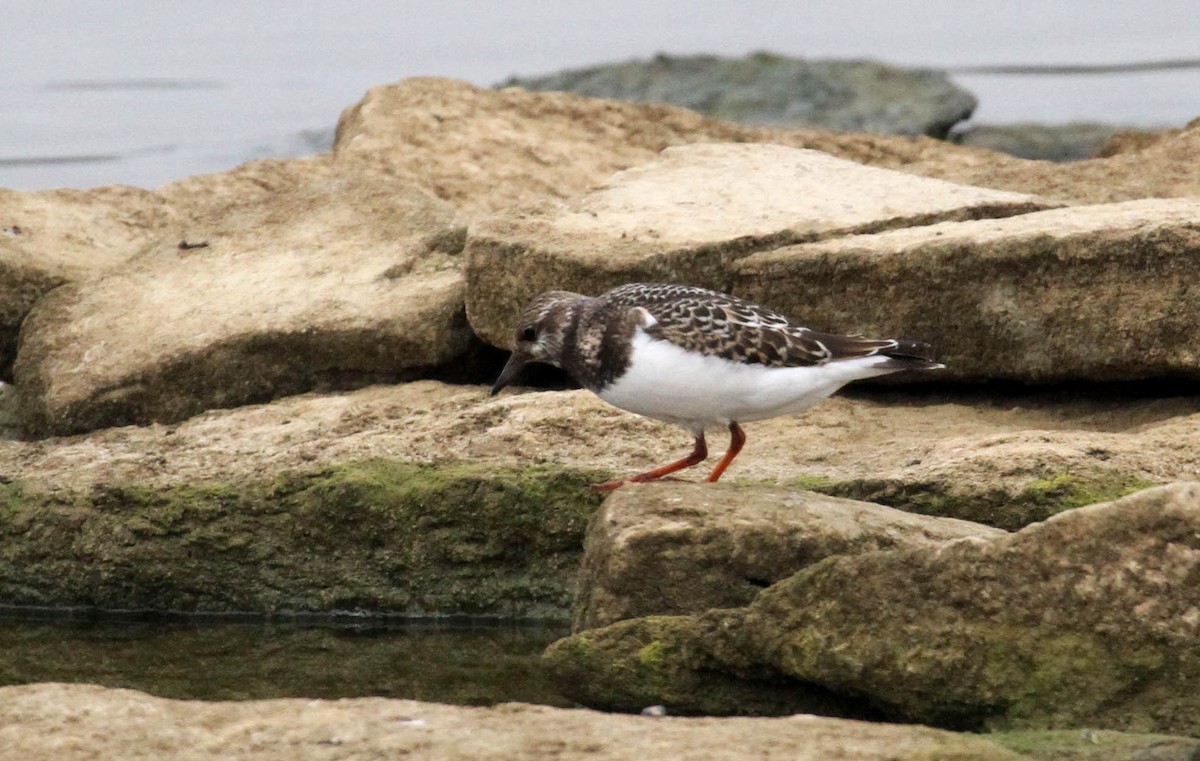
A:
[879,339,944,370]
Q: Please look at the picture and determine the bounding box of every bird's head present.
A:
[489,290,585,395]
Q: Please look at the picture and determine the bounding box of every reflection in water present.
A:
[0,615,572,705]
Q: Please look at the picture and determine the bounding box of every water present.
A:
[0,613,572,704]
[2,0,1198,190]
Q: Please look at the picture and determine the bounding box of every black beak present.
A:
[490,351,528,396]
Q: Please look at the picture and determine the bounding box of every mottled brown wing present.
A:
[600,283,901,368]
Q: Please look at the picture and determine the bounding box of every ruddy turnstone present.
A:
[490,283,943,492]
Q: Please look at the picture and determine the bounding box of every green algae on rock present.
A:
[789,470,1158,531]
[543,615,871,718]
[545,484,1200,735]
[0,460,603,618]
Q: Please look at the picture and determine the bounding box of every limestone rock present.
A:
[0,186,179,378]
[14,161,474,436]
[574,483,1003,631]
[465,142,1052,348]
[735,198,1200,383]
[331,77,1197,221]
[0,683,1025,761]
[332,77,765,220]
[501,53,977,138]
[697,483,1200,733]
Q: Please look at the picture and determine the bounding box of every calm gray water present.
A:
[2,1,1199,189]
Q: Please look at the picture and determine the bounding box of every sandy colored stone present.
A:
[2,381,1199,521]
[465,142,1052,347]
[735,198,1200,384]
[0,683,1024,761]
[332,78,1200,222]
[0,187,181,378]
[574,483,1003,631]
[331,77,1000,221]
[13,163,473,436]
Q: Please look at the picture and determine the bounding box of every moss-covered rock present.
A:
[988,729,1200,761]
[573,482,1001,631]
[546,484,1200,735]
[543,615,873,718]
[0,460,603,618]
[799,470,1157,530]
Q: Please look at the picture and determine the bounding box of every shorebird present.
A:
[491,283,942,492]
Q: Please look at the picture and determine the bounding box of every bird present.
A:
[490,283,943,492]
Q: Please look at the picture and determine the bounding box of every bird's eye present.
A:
[519,325,537,342]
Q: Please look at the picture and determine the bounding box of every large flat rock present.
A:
[13,160,475,436]
[0,683,1024,761]
[735,198,1200,383]
[466,142,1051,347]
[574,483,1002,631]
[3,381,1198,528]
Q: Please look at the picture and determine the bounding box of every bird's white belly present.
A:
[598,330,897,433]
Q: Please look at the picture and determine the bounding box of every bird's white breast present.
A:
[597,328,899,433]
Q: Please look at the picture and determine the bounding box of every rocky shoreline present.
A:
[3,76,1200,758]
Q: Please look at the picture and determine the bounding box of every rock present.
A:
[465,142,1053,348]
[5,379,1198,613]
[0,457,601,616]
[735,198,1200,384]
[574,483,1003,631]
[544,615,876,718]
[693,483,1200,733]
[934,119,1200,204]
[548,484,1200,733]
[0,683,1027,761]
[500,52,978,138]
[0,186,179,379]
[332,76,766,220]
[13,159,476,436]
[332,77,1197,218]
[1093,117,1200,158]
[988,729,1200,761]
[954,122,1126,162]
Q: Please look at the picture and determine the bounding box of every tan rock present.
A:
[735,198,1200,383]
[332,77,988,221]
[2,381,1197,522]
[574,483,1003,631]
[0,186,180,377]
[331,78,1199,221]
[0,683,1024,761]
[13,163,472,436]
[465,142,1052,347]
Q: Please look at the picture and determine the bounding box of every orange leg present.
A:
[706,422,746,482]
[591,433,709,494]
